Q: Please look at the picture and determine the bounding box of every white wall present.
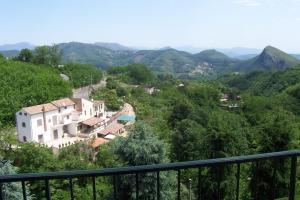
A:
[16,110,33,142]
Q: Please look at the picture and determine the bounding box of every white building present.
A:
[16,98,106,149]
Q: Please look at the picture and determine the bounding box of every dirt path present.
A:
[72,78,106,99]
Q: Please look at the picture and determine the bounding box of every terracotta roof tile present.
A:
[99,123,124,136]
[90,138,109,148]
[23,103,57,115]
[51,98,75,107]
[81,117,104,127]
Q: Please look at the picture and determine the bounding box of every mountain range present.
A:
[1,42,299,79]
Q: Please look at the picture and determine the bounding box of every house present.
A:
[16,98,106,149]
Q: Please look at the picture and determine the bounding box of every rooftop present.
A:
[23,103,57,115]
[51,98,75,107]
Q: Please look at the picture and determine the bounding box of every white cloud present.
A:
[235,0,262,7]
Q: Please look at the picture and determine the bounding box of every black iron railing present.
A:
[0,150,300,200]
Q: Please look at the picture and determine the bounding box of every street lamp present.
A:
[189,178,192,200]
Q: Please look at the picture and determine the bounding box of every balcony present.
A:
[0,150,299,200]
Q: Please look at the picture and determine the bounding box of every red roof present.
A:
[81,117,104,127]
[91,138,109,148]
[23,103,57,115]
[51,98,75,107]
[99,123,124,136]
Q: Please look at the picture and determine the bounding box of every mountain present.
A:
[236,46,300,72]
[235,54,258,60]
[59,42,132,69]
[193,49,238,67]
[218,47,262,58]
[93,42,135,51]
[0,50,19,58]
[291,54,300,60]
[0,42,35,51]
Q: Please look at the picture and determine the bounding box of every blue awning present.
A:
[117,115,136,122]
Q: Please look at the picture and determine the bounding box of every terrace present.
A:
[0,150,299,200]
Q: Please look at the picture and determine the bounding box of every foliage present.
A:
[33,44,62,66]
[0,159,33,200]
[0,59,71,127]
[58,63,103,88]
[112,122,176,199]
[91,88,123,111]
[15,48,33,62]
[107,64,155,84]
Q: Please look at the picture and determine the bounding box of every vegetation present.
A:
[0,58,71,127]
[1,51,300,199]
[58,63,103,88]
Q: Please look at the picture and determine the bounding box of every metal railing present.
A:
[0,150,300,200]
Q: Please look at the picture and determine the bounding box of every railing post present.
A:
[0,183,3,200]
[69,178,74,200]
[22,180,27,200]
[198,168,202,200]
[92,176,96,200]
[236,163,240,200]
[45,179,51,200]
[289,156,297,200]
[177,170,181,200]
[157,171,160,200]
[136,173,139,200]
[113,175,117,200]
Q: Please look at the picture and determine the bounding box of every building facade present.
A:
[16,98,106,148]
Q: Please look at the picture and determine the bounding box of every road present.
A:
[72,79,106,99]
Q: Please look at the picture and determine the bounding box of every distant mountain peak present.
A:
[239,46,300,71]
[0,42,35,51]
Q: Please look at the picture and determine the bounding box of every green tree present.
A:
[33,44,62,66]
[250,110,298,199]
[168,101,192,128]
[0,159,32,200]
[112,122,175,199]
[171,119,205,161]
[200,111,248,199]
[16,48,33,62]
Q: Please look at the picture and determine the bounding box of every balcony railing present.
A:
[0,150,300,200]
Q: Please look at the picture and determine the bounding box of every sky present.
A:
[1,0,300,52]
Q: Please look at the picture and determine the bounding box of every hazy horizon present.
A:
[1,0,300,53]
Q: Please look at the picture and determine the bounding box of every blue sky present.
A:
[1,0,300,52]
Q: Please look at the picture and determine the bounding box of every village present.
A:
[15,90,136,150]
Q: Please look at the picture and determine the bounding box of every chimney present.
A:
[42,106,47,132]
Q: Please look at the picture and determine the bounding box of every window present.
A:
[48,119,51,123]
[53,130,58,139]
[22,122,26,127]
[65,106,67,109]
[73,105,76,109]
[23,136,27,142]
[19,112,22,115]
[66,115,70,119]
[84,111,86,116]
[24,113,27,116]
[58,108,61,113]
[52,115,57,125]
[37,119,43,127]
[90,109,92,116]
[38,135,43,143]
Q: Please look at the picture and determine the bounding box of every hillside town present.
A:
[15,97,136,150]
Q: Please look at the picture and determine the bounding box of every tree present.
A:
[0,159,32,200]
[112,122,175,199]
[249,110,298,199]
[16,48,33,62]
[171,119,205,162]
[0,53,4,59]
[168,101,192,128]
[200,110,248,199]
[33,44,62,66]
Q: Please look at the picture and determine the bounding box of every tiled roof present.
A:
[90,138,109,148]
[51,98,75,107]
[99,123,124,136]
[23,103,57,115]
[81,117,104,127]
